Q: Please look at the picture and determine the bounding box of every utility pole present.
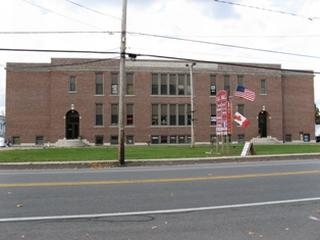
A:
[186,62,196,148]
[118,0,127,166]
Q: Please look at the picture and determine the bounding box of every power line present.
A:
[129,32,320,60]
[0,48,118,55]
[65,0,121,20]
[213,0,319,21]
[1,29,320,60]
[127,51,317,75]
[20,0,101,29]
[1,47,317,75]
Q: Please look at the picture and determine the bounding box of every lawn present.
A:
[0,144,319,163]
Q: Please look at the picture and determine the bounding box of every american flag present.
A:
[234,85,256,101]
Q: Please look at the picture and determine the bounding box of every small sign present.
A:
[241,141,255,157]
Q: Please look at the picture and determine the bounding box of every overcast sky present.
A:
[1,0,320,115]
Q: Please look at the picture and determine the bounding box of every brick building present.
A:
[5,58,315,145]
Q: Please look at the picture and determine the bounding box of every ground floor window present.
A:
[151,135,191,144]
[35,136,44,145]
[95,135,104,145]
[110,135,118,145]
[126,135,134,144]
[12,136,20,145]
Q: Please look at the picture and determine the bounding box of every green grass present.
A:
[0,144,319,163]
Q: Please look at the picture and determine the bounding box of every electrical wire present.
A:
[65,0,121,20]
[20,0,102,29]
[213,0,319,21]
[2,47,316,75]
[128,32,320,60]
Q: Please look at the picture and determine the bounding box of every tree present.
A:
[315,104,320,124]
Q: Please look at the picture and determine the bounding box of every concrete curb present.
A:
[0,153,320,169]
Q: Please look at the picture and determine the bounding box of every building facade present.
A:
[5,58,315,145]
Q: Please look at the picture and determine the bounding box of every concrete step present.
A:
[55,139,89,147]
[251,137,282,144]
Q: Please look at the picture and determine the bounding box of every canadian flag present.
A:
[233,112,250,128]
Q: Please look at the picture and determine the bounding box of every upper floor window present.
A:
[260,79,267,95]
[111,72,134,95]
[237,104,245,115]
[95,103,103,126]
[237,75,244,86]
[68,76,76,92]
[152,73,190,96]
[111,72,118,95]
[210,74,216,96]
[152,104,191,126]
[95,72,104,95]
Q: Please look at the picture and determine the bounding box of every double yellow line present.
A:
[1,170,320,188]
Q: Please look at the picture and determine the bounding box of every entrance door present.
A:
[258,111,268,137]
[66,110,79,139]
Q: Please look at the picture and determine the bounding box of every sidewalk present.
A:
[1,153,320,169]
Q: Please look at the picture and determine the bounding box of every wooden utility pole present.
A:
[118,0,127,166]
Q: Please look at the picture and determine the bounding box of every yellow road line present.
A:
[1,170,320,188]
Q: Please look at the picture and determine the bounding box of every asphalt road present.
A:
[1,159,320,239]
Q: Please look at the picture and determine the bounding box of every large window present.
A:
[111,72,134,95]
[151,104,191,126]
[95,72,104,95]
[68,76,76,92]
[260,79,267,94]
[152,73,190,96]
[95,103,103,126]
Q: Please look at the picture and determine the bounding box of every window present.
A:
[237,75,244,86]
[151,135,160,144]
[152,104,159,125]
[169,74,177,95]
[170,135,177,144]
[68,76,76,92]
[178,104,186,125]
[224,75,230,96]
[178,74,185,95]
[110,135,118,144]
[95,103,103,126]
[126,135,134,144]
[260,79,267,94]
[126,104,134,125]
[169,104,177,125]
[126,73,134,95]
[152,104,191,126]
[210,74,216,96]
[151,73,159,95]
[237,104,245,115]
[95,72,104,95]
[35,136,44,145]
[12,136,20,145]
[111,104,118,125]
[150,135,191,144]
[238,134,245,143]
[160,73,168,95]
[111,72,118,95]
[95,135,104,145]
[210,104,216,126]
[161,104,168,125]
[152,73,190,96]
[161,136,168,144]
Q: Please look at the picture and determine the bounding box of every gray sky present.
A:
[1,0,320,114]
